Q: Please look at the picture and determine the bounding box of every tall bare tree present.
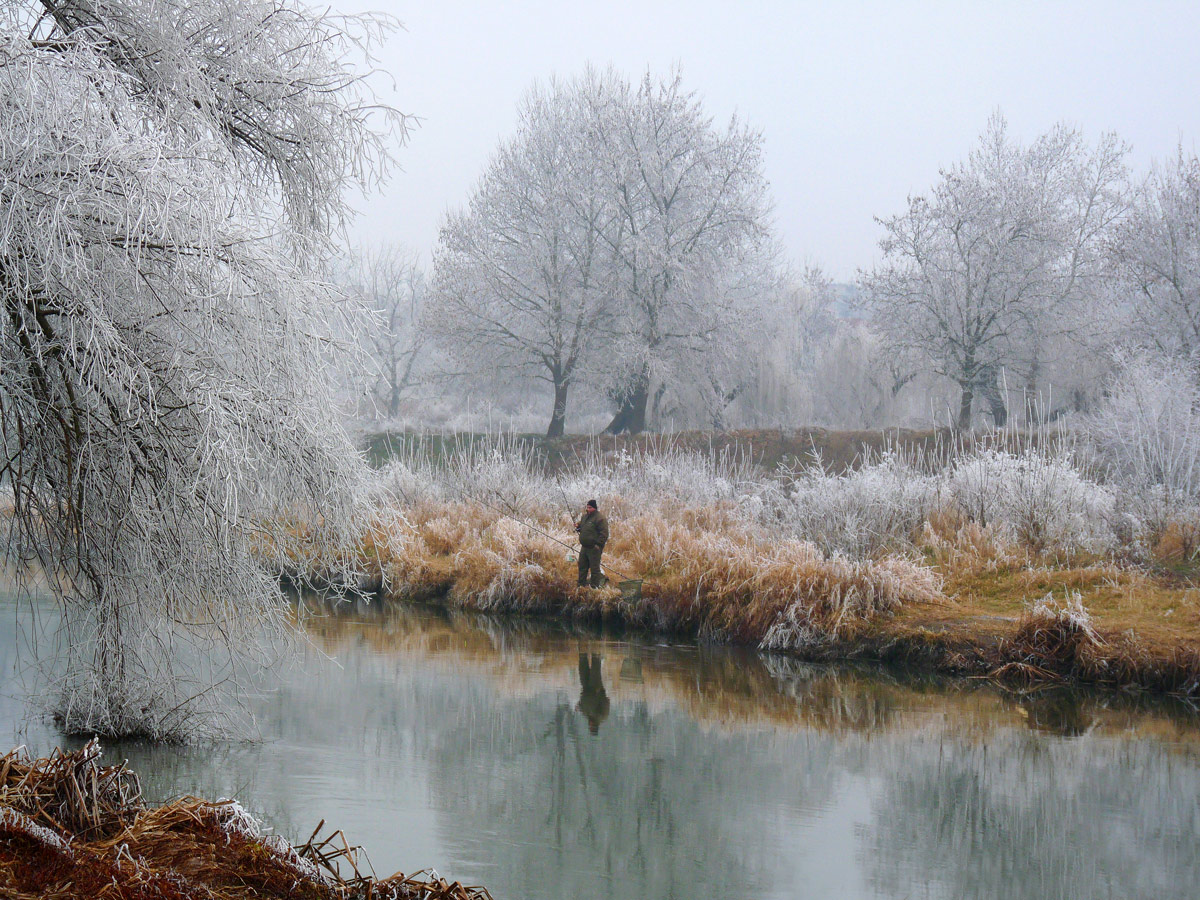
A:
[862,114,1127,429]
[428,67,775,436]
[342,245,428,420]
[1113,150,1200,357]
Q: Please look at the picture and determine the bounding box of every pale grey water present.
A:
[2,591,1199,900]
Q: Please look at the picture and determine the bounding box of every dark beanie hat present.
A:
[586,499,598,509]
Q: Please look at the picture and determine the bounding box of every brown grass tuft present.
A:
[996,592,1107,683]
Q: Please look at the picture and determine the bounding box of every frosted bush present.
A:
[453,447,556,514]
[1086,352,1200,552]
[606,447,743,507]
[380,459,444,506]
[948,449,1116,552]
[779,453,938,557]
[383,439,556,516]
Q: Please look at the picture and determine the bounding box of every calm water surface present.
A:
[2,592,1199,900]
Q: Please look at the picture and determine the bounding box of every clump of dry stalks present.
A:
[995,591,1110,685]
[991,591,1200,695]
[0,742,492,900]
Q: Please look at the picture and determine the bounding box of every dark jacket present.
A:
[576,510,609,548]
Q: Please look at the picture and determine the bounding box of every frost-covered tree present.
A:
[429,67,776,436]
[340,245,428,421]
[428,71,620,438]
[0,0,400,738]
[1113,151,1200,356]
[862,115,1127,429]
[594,70,776,434]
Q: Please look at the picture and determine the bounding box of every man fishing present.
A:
[574,499,609,588]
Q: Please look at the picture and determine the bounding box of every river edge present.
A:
[356,426,1200,703]
[365,567,1200,702]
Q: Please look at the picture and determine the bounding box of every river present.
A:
[2,592,1198,899]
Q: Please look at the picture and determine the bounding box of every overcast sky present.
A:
[341,0,1200,281]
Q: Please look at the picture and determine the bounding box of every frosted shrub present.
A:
[607,447,743,508]
[948,449,1116,553]
[1086,352,1200,554]
[384,439,557,517]
[451,446,555,514]
[780,453,938,557]
[380,459,444,506]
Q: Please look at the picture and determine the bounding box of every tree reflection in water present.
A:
[5,595,1200,900]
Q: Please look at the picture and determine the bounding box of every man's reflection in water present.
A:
[577,652,611,734]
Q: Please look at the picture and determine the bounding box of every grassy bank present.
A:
[0,743,490,900]
[349,432,1200,699]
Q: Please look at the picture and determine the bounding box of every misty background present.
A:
[331,0,1200,436]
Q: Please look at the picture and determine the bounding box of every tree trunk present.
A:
[387,380,401,420]
[979,366,1007,428]
[546,380,568,438]
[957,383,974,430]
[604,366,650,434]
[984,390,1008,428]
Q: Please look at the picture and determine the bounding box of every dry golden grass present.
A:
[335,492,1200,695]
[879,529,1200,696]
[271,439,1200,700]
[362,500,944,652]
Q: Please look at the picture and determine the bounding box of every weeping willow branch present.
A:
[0,1,405,740]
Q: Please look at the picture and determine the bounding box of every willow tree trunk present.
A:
[604,367,650,434]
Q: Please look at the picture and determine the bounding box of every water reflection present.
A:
[1016,691,1097,737]
[3,593,1200,900]
[576,653,610,734]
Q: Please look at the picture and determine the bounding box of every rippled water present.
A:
[3,592,1199,900]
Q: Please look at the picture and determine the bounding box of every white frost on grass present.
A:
[212,798,330,885]
[0,806,74,858]
[777,452,938,557]
[377,433,1144,563]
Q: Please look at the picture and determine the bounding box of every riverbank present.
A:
[0,742,490,900]
[366,529,1200,698]
[354,433,1200,699]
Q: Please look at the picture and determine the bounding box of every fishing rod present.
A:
[553,473,575,522]
[457,487,642,586]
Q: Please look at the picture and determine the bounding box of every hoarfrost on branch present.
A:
[0,0,402,739]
